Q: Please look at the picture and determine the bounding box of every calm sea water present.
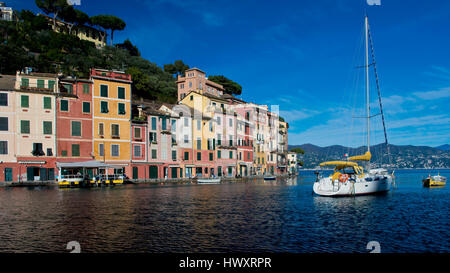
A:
[0,169,448,253]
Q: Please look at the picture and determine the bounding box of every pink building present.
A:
[56,78,93,169]
[176,68,225,101]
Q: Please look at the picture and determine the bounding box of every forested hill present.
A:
[0,1,242,104]
[289,143,450,169]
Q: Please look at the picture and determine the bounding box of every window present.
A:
[111,144,119,157]
[100,101,108,113]
[151,117,157,130]
[32,143,44,156]
[134,145,141,157]
[21,120,30,134]
[209,153,213,161]
[229,151,233,159]
[151,149,157,159]
[197,152,201,161]
[184,151,189,160]
[47,148,52,156]
[229,135,233,146]
[247,152,250,160]
[111,124,119,137]
[0,141,7,154]
[171,119,176,132]
[118,87,125,99]
[217,134,222,145]
[118,103,126,115]
[99,144,104,157]
[197,138,201,149]
[61,150,67,157]
[196,120,201,130]
[82,102,90,113]
[60,100,68,111]
[0,93,7,106]
[149,132,157,142]
[43,121,52,135]
[184,135,189,143]
[37,79,45,89]
[218,150,221,159]
[43,97,51,109]
[134,127,141,139]
[63,84,73,94]
[217,116,221,125]
[48,80,55,90]
[0,117,8,131]
[98,123,104,136]
[72,144,80,157]
[83,84,89,94]
[100,85,108,97]
[71,121,81,136]
[209,122,213,132]
[229,118,233,127]
[172,151,177,161]
[184,117,188,127]
[21,78,29,87]
[189,82,192,88]
[161,118,167,131]
[21,95,29,108]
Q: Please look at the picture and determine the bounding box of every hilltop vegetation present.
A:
[0,1,243,104]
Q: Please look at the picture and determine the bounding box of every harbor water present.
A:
[0,169,448,253]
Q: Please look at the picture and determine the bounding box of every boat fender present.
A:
[339,174,349,183]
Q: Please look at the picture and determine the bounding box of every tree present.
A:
[207,75,242,95]
[90,15,125,46]
[290,148,305,154]
[59,6,89,35]
[35,0,69,29]
[116,39,140,56]
[164,60,189,75]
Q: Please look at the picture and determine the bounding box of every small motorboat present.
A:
[263,176,276,181]
[197,178,221,184]
[422,174,447,187]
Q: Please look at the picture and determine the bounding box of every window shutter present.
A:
[43,97,51,109]
[21,95,29,107]
[43,121,52,135]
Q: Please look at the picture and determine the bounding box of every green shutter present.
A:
[118,103,125,115]
[37,79,45,88]
[21,95,29,108]
[64,84,73,94]
[100,85,108,97]
[184,152,189,160]
[43,121,52,135]
[197,152,201,160]
[43,97,51,109]
[72,144,80,156]
[82,102,90,113]
[21,120,30,134]
[209,153,213,161]
[60,100,68,111]
[218,150,221,159]
[118,87,125,99]
[151,117,156,130]
[61,150,67,157]
[71,121,81,136]
[83,84,89,94]
[48,80,55,90]
[101,101,108,113]
[21,78,29,87]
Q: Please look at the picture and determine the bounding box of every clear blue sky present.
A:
[9,0,450,147]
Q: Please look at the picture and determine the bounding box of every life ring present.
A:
[339,174,349,183]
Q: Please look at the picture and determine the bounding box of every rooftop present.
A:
[0,74,16,90]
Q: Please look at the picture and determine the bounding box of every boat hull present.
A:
[197,178,221,184]
[313,176,392,197]
[422,178,446,187]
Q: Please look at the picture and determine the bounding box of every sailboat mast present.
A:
[365,15,370,156]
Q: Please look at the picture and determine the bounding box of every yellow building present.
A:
[91,69,132,173]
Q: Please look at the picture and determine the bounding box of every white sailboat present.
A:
[313,15,393,197]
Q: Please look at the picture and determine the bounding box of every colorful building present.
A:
[0,75,17,181]
[91,68,132,176]
[14,71,58,181]
[56,77,93,165]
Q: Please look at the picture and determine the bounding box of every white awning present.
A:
[56,160,114,169]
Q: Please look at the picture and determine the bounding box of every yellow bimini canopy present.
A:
[348,151,371,161]
[319,161,358,169]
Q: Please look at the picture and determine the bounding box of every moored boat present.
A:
[422,174,446,187]
[263,176,276,180]
[312,15,394,197]
[197,178,221,184]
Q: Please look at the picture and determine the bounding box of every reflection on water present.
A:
[0,170,448,253]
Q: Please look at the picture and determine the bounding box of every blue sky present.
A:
[9,0,450,147]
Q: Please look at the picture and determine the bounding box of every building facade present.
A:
[91,68,132,175]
